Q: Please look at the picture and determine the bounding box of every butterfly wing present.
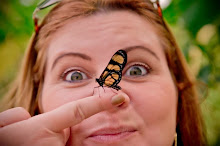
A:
[96,50,127,90]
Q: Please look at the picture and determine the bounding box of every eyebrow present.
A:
[52,52,92,70]
[123,45,160,60]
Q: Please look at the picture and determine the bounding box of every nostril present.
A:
[118,102,125,107]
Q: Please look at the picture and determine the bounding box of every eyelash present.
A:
[124,62,152,77]
[60,68,89,83]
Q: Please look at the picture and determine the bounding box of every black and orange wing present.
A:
[96,50,127,90]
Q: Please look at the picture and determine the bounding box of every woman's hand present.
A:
[0,92,127,146]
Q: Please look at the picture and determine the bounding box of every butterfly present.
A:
[96,50,127,91]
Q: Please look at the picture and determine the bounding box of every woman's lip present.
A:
[87,127,137,143]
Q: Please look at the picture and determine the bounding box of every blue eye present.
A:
[125,64,149,77]
[64,70,88,82]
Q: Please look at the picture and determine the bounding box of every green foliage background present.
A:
[0,0,219,145]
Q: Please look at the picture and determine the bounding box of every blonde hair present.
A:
[1,0,206,145]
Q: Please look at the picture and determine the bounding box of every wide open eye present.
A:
[125,64,150,77]
[64,70,88,82]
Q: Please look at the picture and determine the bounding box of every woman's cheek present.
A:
[122,79,177,124]
[40,85,93,112]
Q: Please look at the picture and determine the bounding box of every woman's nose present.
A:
[93,87,130,108]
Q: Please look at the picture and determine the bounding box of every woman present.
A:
[0,0,206,145]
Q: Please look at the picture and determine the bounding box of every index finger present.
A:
[0,107,31,127]
[32,92,126,132]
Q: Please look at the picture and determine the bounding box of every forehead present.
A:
[47,10,163,62]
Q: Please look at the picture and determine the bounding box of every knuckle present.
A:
[14,107,31,119]
[72,103,86,124]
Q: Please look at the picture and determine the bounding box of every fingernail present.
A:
[111,94,125,106]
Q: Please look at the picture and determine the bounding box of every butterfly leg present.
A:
[102,86,106,93]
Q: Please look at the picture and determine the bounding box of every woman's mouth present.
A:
[87,127,137,143]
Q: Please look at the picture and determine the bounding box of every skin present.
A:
[0,10,177,146]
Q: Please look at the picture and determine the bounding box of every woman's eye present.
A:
[125,65,149,77]
[64,71,88,82]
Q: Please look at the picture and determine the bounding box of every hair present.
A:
[0,0,206,145]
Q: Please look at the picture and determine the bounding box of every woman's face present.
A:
[40,11,178,146]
